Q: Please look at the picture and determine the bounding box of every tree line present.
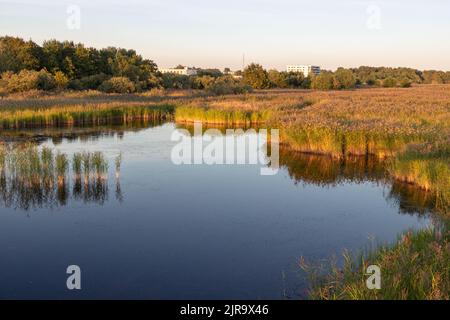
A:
[1,36,450,95]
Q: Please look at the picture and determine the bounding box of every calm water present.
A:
[0,123,431,299]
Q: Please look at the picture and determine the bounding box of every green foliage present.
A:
[54,71,69,89]
[69,73,110,90]
[311,72,335,90]
[383,77,397,88]
[196,68,223,78]
[1,69,56,93]
[205,76,252,96]
[0,36,42,73]
[334,68,356,89]
[98,77,136,93]
[242,63,270,89]
[161,73,192,89]
[301,224,449,300]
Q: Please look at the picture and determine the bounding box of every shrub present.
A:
[383,77,397,88]
[1,69,56,92]
[54,71,69,89]
[400,79,412,88]
[334,68,356,89]
[98,77,136,93]
[69,73,110,90]
[242,63,270,89]
[311,72,336,90]
[161,73,193,89]
[206,76,252,95]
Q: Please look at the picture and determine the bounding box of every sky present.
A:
[1,0,449,71]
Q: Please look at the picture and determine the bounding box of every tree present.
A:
[268,70,287,88]
[98,77,136,93]
[242,63,270,89]
[0,36,42,73]
[334,68,356,89]
[54,71,69,89]
[311,72,336,90]
[383,77,397,88]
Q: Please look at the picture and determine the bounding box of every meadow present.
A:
[0,85,448,299]
[1,85,448,205]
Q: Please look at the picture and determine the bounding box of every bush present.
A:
[203,76,252,96]
[161,73,193,90]
[383,77,397,88]
[54,71,69,89]
[242,63,270,89]
[98,77,136,93]
[69,73,110,90]
[334,68,356,89]
[400,79,412,88]
[1,69,56,92]
[311,72,336,90]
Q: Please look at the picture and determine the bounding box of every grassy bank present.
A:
[1,85,448,199]
[0,103,174,129]
[300,219,449,300]
[174,105,271,125]
[389,141,450,214]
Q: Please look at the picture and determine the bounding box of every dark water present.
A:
[0,123,432,299]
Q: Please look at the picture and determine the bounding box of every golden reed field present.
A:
[1,85,449,212]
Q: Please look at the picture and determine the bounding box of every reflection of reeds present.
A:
[0,144,117,210]
[92,151,108,180]
[55,152,68,185]
[115,153,122,180]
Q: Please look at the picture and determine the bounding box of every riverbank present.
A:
[300,218,449,300]
[1,86,449,207]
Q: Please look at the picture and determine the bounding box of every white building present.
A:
[159,67,198,76]
[286,65,321,77]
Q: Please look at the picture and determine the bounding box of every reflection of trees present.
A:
[387,182,436,216]
[280,149,386,187]
[0,144,122,210]
[279,148,436,216]
[1,119,163,145]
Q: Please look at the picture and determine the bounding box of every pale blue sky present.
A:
[1,0,449,71]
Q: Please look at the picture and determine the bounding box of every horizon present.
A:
[1,0,450,72]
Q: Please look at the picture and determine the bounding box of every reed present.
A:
[0,144,115,209]
[55,152,69,186]
[174,105,271,125]
[0,103,174,129]
[389,140,450,214]
[115,153,122,180]
[72,152,83,180]
[92,151,108,180]
[300,220,449,300]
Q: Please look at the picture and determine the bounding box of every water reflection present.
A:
[279,148,436,216]
[0,119,163,145]
[0,144,121,210]
[0,123,437,217]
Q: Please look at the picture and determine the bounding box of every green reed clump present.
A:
[92,151,108,180]
[175,105,270,125]
[0,145,115,209]
[55,152,69,184]
[115,153,122,179]
[82,152,91,180]
[389,140,450,214]
[72,152,82,179]
[301,221,449,300]
[0,104,174,129]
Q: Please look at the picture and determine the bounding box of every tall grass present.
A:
[0,104,174,129]
[300,220,449,300]
[389,141,450,214]
[0,143,116,209]
[175,105,271,125]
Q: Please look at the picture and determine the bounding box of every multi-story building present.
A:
[159,67,198,76]
[286,65,321,77]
